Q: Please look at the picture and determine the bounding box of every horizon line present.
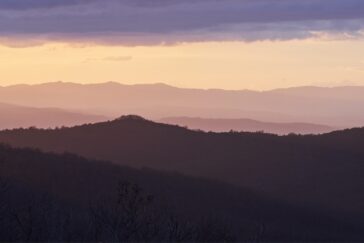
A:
[1,80,364,92]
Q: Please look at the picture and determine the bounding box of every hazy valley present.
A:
[1,82,364,127]
[160,117,335,135]
[0,102,108,130]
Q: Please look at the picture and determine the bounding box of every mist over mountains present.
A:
[0,102,107,130]
[160,117,335,135]
[0,99,335,134]
[1,82,364,127]
[1,82,364,241]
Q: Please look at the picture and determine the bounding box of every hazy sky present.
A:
[1,0,364,90]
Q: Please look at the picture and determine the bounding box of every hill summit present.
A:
[116,115,149,122]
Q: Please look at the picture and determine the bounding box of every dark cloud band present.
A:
[0,0,363,45]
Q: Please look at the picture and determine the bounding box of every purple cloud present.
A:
[0,0,94,10]
[0,0,363,45]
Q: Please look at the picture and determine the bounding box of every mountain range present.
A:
[0,115,363,222]
[0,100,335,134]
[1,82,364,241]
[1,82,364,127]
[159,117,335,135]
[0,102,107,130]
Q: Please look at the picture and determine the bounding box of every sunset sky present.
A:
[1,0,364,90]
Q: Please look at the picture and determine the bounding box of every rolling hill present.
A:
[0,115,363,223]
[1,144,360,241]
[0,102,108,130]
[159,117,335,135]
[1,82,364,127]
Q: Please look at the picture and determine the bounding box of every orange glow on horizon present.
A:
[1,39,364,90]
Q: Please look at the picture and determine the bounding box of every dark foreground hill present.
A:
[159,116,335,135]
[1,145,361,241]
[0,116,363,228]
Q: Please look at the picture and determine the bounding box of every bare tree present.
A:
[91,181,156,241]
[12,195,72,241]
[0,177,7,220]
[13,206,35,241]
[195,217,237,242]
[166,215,195,241]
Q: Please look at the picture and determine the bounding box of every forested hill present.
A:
[0,116,363,221]
[1,144,361,241]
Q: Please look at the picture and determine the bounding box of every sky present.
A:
[0,0,364,90]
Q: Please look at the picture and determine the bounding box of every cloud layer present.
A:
[0,0,364,45]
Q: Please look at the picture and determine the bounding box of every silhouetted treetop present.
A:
[116,115,149,122]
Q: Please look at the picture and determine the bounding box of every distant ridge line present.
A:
[2,81,364,92]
